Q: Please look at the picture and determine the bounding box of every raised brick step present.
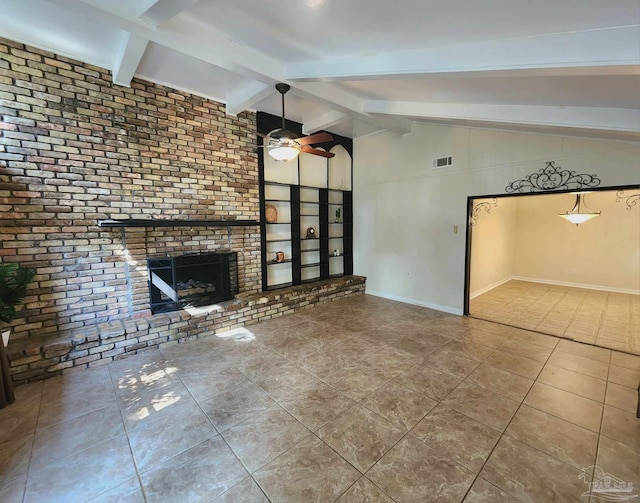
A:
[7,275,366,385]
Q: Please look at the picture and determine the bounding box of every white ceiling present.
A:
[1,0,639,141]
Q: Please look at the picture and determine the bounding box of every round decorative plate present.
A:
[265,205,278,223]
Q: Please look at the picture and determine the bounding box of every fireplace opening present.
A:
[147,251,238,314]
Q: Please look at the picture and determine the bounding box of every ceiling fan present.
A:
[258,83,335,162]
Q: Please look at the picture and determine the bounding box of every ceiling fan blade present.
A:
[257,132,269,139]
[296,132,333,146]
[301,145,335,158]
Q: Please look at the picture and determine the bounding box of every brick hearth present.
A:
[8,276,366,384]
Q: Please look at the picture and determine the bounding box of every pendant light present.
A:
[559,193,600,226]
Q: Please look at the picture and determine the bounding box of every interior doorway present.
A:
[464,185,640,355]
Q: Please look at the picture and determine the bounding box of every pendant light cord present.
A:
[281,91,286,130]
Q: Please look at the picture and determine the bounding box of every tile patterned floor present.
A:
[1,294,639,502]
[470,280,640,354]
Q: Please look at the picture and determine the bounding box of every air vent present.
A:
[432,155,453,169]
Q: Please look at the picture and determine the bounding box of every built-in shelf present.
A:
[98,219,258,228]
[259,111,352,292]
[268,259,293,265]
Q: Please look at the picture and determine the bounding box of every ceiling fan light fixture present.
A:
[559,193,601,226]
[259,83,335,161]
[268,143,300,162]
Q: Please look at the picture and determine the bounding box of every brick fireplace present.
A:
[0,37,261,335]
[0,38,365,384]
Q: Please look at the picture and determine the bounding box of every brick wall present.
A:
[0,38,261,342]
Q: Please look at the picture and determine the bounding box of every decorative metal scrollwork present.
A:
[505,161,601,193]
[470,199,497,226]
[615,190,640,210]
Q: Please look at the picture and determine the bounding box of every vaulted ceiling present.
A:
[2,0,639,141]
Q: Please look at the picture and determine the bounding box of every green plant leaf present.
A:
[0,263,36,324]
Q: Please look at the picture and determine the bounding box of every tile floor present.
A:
[1,294,639,502]
[470,280,640,355]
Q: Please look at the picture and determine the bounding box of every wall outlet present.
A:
[568,269,575,276]
[407,272,412,279]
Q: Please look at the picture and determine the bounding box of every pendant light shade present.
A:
[559,193,600,226]
[268,141,300,162]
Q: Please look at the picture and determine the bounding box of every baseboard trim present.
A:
[366,290,464,316]
[511,276,640,296]
[470,277,512,300]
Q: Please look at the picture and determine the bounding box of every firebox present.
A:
[147,251,238,314]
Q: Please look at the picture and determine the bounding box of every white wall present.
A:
[512,191,640,293]
[468,191,640,298]
[353,124,640,314]
[469,198,517,297]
